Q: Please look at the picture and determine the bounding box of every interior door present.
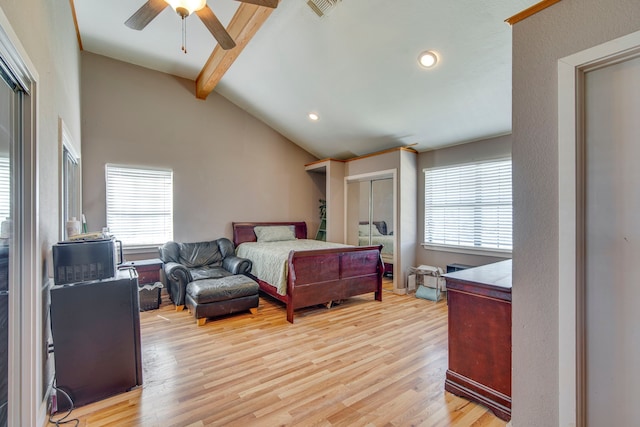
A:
[358,181,371,243]
[370,178,393,239]
[584,54,640,426]
[347,179,394,246]
[346,177,394,280]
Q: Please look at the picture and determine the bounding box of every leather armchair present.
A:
[158,238,252,310]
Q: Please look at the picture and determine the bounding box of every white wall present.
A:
[0,0,81,425]
[81,52,322,254]
[326,160,345,242]
[345,149,417,291]
[511,1,640,425]
[416,135,511,271]
[398,149,417,288]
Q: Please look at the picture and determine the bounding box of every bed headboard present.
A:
[232,222,308,246]
[359,221,388,235]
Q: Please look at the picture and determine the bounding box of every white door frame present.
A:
[558,30,640,427]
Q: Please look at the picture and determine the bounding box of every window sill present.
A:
[420,243,512,258]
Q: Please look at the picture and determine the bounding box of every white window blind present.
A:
[0,157,9,222]
[106,164,173,246]
[424,158,512,252]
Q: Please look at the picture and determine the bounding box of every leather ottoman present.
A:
[185,275,259,326]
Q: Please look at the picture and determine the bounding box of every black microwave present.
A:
[52,238,123,285]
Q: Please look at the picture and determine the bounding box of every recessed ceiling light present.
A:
[418,51,438,69]
[308,113,319,121]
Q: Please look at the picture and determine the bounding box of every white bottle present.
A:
[65,217,81,239]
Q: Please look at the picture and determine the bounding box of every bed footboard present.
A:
[286,245,383,323]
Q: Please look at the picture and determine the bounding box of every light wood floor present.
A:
[66,280,507,427]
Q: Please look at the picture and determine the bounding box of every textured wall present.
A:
[81,52,321,252]
[0,0,81,425]
[511,1,640,425]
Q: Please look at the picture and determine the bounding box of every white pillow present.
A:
[254,225,296,242]
[359,224,382,236]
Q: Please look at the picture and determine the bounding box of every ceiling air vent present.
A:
[307,0,341,17]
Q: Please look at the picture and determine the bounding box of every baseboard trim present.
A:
[445,370,511,421]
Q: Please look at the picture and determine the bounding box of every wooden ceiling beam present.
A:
[69,0,84,51]
[505,0,562,26]
[195,3,276,100]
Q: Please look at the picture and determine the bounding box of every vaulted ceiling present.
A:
[72,0,537,159]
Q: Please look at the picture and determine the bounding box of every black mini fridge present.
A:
[49,268,142,410]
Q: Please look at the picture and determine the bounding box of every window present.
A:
[106,164,173,246]
[424,158,512,252]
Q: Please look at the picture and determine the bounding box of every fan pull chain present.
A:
[181,15,187,54]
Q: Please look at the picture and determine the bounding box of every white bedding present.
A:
[358,235,394,255]
[236,239,349,296]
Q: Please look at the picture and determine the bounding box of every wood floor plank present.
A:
[68,280,507,426]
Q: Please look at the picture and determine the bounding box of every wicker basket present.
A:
[138,282,163,311]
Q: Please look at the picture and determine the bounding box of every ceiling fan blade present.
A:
[196,5,237,50]
[235,0,279,8]
[125,0,169,30]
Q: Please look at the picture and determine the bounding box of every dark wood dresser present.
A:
[443,259,512,421]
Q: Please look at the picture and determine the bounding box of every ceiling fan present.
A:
[125,0,278,51]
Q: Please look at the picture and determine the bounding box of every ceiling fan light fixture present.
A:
[308,113,319,121]
[165,0,207,16]
[418,51,439,69]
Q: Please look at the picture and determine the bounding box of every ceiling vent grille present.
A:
[307,0,341,17]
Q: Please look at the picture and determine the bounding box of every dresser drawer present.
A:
[122,259,163,285]
[136,268,160,285]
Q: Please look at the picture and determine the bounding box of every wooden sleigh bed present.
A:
[232,221,384,323]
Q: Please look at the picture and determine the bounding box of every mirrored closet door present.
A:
[346,176,394,279]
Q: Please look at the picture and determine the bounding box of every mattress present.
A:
[358,235,394,255]
[236,239,349,296]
